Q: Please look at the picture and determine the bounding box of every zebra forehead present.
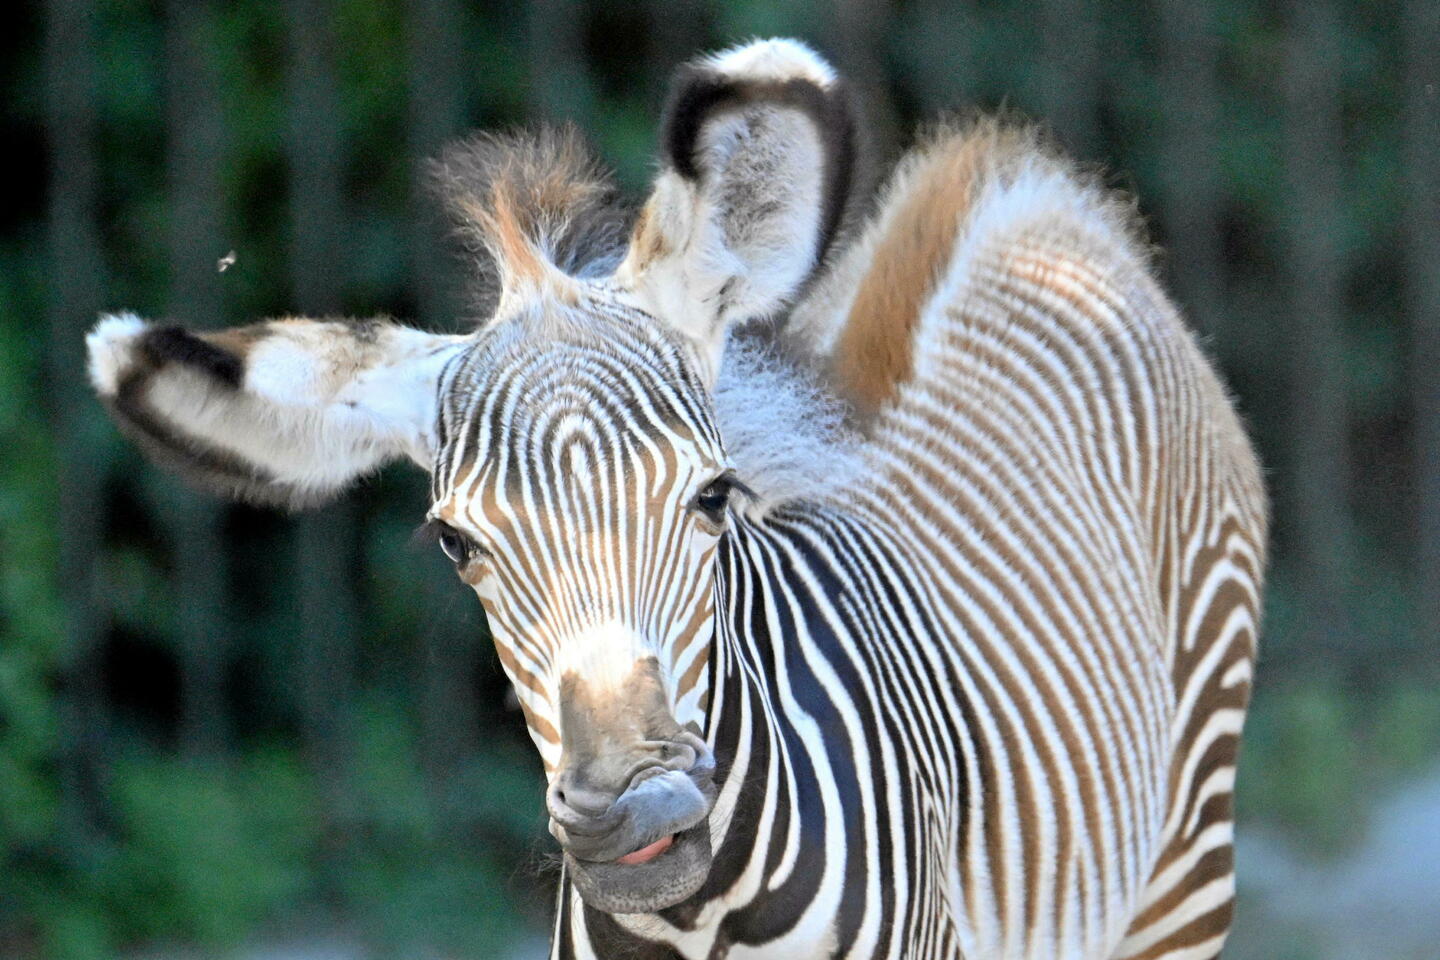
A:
[431,308,724,495]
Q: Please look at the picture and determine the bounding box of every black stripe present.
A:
[139,325,243,388]
[660,65,859,273]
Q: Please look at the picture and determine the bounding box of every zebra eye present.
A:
[436,525,475,565]
[692,473,735,526]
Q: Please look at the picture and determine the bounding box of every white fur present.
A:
[243,335,329,406]
[714,334,862,509]
[86,312,148,396]
[85,313,467,502]
[556,619,651,694]
[704,38,836,89]
[618,73,830,379]
[693,106,825,315]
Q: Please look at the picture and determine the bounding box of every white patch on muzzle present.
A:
[558,619,654,695]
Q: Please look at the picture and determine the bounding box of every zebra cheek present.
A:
[466,568,500,610]
[667,631,713,733]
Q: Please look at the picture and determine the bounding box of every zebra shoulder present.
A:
[800,118,1154,421]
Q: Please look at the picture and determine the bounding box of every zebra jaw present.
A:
[565,822,714,914]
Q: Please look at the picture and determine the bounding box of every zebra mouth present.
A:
[564,820,713,914]
[616,833,674,864]
[553,761,718,914]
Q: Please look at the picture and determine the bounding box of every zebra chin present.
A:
[563,818,714,914]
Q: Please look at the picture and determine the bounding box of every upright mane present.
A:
[430,125,632,315]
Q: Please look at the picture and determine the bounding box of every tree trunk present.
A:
[829,0,899,172]
[44,0,111,853]
[527,0,594,123]
[164,0,231,762]
[1156,0,1225,341]
[1282,0,1352,659]
[284,0,360,860]
[644,0,706,87]
[1039,0,1101,159]
[1405,0,1440,653]
[407,0,465,330]
[406,0,483,795]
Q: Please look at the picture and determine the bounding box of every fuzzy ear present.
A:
[617,39,858,373]
[87,312,467,508]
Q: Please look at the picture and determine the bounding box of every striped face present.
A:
[427,302,730,780]
[83,39,854,917]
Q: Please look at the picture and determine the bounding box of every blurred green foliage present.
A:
[1240,679,1440,853]
[3,0,1436,957]
[105,752,316,945]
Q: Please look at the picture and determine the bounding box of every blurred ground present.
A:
[118,763,1440,959]
[1231,761,1440,960]
[127,933,550,960]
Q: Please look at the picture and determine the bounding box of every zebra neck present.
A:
[695,506,873,935]
[567,507,887,955]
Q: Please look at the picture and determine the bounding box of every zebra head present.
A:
[86,39,856,914]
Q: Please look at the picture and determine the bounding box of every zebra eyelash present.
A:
[415,517,489,566]
[725,474,757,503]
[690,470,756,526]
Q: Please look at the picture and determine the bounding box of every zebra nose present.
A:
[549,732,712,828]
[551,774,622,822]
[547,770,634,845]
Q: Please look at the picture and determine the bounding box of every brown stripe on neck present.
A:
[829,141,986,420]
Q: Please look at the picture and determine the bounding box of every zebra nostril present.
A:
[552,779,620,821]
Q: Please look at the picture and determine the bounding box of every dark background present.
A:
[3,1,1438,958]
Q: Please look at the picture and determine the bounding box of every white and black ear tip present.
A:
[87,311,148,397]
[663,40,852,187]
[704,38,837,89]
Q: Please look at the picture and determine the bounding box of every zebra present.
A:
[85,38,1267,960]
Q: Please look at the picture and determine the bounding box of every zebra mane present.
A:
[936,115,1155,277]
[430,125,633,316]
[714,330,862,509]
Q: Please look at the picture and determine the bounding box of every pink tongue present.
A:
[616,834,674,865]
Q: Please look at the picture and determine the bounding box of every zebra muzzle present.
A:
[548,760,715,861]
[548,660,719,912]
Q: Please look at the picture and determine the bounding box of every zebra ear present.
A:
[617,39,858,374]
[86,312,465,509]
